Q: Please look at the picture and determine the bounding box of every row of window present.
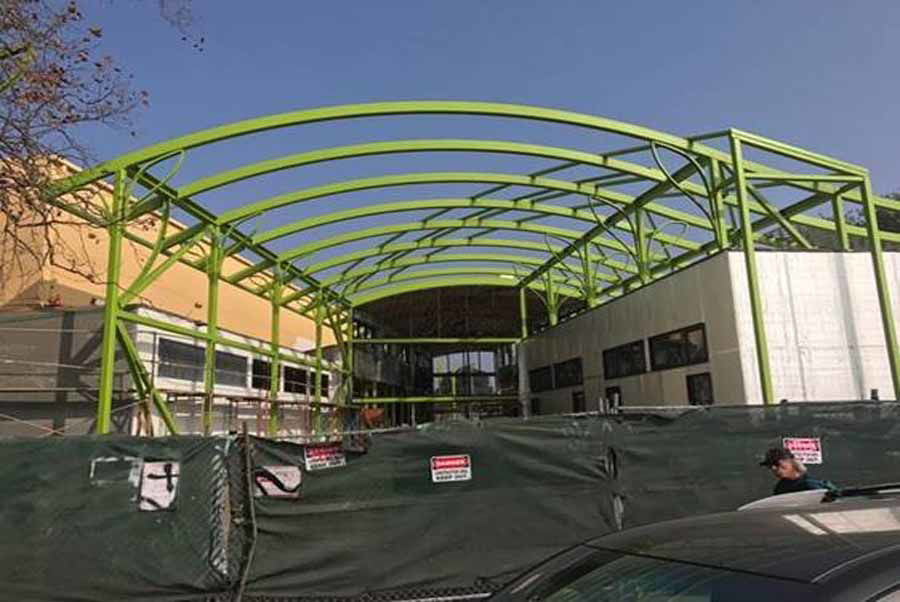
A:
[526,324,709,393]
[528,357,584,393]
[603,323,708,380]
[604,372,714,406]
[157,338,329,393]
[529,372,714,416]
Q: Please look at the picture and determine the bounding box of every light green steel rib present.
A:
[250,197,700,253]
[301,237,626,276]
[731,129,866,176]
[342,267,581,297]
[348,276,569,307]
[51,101,724,193]
[745,183,812,249]
[282,218,667,273]
[327,254,617,286]
[179,139,683,198]
[49,102,888,229]
[174,137,797,235]
[230,220,648,286]
[220,171,714,232]
[277,253,619,306]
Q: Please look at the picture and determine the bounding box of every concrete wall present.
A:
[0,308,132,437]
[0,305,341,437]
[731,252,900,404]
[521,251,900,410]
[521,253,745,412]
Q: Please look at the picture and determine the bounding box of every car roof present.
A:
[585,497,900,583]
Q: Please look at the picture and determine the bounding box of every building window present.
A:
[158,338,247,386]
[605,386,622,409]
[602,340,646,379]
[319,372,330,392]
[554,357,583,389]
[528,366,553,393]
[215,350,248,387]
[649,323,709,371]
[572,390,586,413]
[251,359,271,391]
[283,365,308,394]
[687,372,714,406]
[158,338,205,382]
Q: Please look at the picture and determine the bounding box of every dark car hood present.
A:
[585,498,900,582]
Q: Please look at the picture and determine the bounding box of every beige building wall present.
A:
[0,163,334,350]
[521,252,744,412]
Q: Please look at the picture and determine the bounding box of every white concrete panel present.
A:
[730,252,900,403]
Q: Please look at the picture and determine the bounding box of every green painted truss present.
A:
[45,101,900,430]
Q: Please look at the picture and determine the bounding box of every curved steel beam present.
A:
[281,218,658,261]
[323,254,618,288]
[177,139,681,199]
[249,196,701,253]
[229,218,656,285]
[53,101,729,193]
[341,267,582,297]
[347,276,578,307]
[224,171,712,233]
[301,237,630,276]
[306,238,561,275]
[280,251,621,307]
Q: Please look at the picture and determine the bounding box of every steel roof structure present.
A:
[46,101,900,434]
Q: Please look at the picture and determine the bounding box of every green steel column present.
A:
[314,297,324,434]
[519,287,528,339]
[730,135,775,405]
[202,230,223,435]
[546,288,559,326]
[860,179,900,400]
[634,207,650,284]
[832,192,851,251]
[267,275,283,437]
[346,307,354,405]
[96,168,127,434]
[708,158,729,250]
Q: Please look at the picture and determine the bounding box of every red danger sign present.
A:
[783,437,823,464]
[430,454,472,482]
[304,443,346,471]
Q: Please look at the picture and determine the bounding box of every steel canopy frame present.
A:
[43,102,900,431]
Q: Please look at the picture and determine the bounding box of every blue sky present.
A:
[85,1,899,189]
[73,1,900,283]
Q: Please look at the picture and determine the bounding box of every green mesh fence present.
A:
[3,402,900,601]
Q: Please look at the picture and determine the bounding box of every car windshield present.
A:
[526,549,818,602]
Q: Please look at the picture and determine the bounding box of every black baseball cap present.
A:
[760,447,794,467]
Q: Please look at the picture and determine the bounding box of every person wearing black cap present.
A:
[760,447,835,495]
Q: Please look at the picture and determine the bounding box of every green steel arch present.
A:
[302,239,608,276]
[339,268,582,297]
[348,277,569,307]
[44,100,900,430]
[55,100,751,190]
[247,195,702,249]
[321,254,620,289]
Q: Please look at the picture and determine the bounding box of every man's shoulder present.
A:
[803,474,836,490]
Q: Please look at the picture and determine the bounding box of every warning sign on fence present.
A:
[430,454,472,483]
[304,443,346,471]
[783,437,823,464]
